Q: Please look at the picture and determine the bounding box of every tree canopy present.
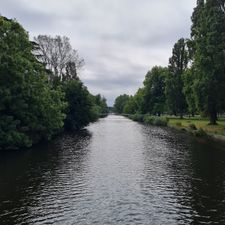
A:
[0,17,66,149]
[0,16,108,149]
[114,0,225,124]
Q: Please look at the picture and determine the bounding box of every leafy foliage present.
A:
[63,80,94,131]
[191,0,225,124]
[114,1,225,125]
[143,66,168,116]
[113,94,130,114]
[165,38,188,117]
[0,17,66,149]
[0,16,108,149]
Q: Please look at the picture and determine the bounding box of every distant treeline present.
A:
[0,16,108,149]
[114,0,225,125]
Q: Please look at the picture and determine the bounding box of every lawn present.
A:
[168,117,225,136]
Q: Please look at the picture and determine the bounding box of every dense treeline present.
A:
[114,0,225,125]
[0,16,108,149]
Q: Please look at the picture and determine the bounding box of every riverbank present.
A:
[125,114,225,144]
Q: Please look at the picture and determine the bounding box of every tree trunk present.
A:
[209,110,217,125]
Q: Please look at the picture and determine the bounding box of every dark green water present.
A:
[0,115,225,224]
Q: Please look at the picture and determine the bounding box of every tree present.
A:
[63,80,94,131]
[143,66,167,116]
[134,88,145,114]
[182,68,197,116]
[191,0,225,124]
[123,96,137,114]
[34,35,84,81]
[165,38,189,117]
[35,35,106,130]
[113,94,130,114]
[0,16,66,149]
[94,94,108,114]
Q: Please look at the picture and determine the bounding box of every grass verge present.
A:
[125,114,225,139]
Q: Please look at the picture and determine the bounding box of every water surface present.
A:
[0,115,225,224]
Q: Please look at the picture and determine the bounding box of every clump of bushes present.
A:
[143,115,154,124]
[188,123,197,130]
[176,122,182,127]
[128,114,144,122]
[193,128,207,137]
[143,115,168,126]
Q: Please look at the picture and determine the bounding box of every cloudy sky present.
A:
[1,0,196,106]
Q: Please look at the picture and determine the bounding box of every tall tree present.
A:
[113,94,130,114]
[123,96,137,114]
[34,35,84,81]
[191,0,225,124]
[0,17,66,149]
[63,80,94,131]
[182,68,197,116]
[165,38,189,117]
[143,66,167,116]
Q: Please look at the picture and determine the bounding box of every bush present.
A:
[189,123,197,130]
[143,115,154,124]
[193,128,207,137]
[129,114,144,122]
[143,115,168,126]
[176,122,182,127]
[153,117,168,126]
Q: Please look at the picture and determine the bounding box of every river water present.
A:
[0,115,225,225]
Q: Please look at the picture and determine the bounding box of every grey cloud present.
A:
[1,0,197,106]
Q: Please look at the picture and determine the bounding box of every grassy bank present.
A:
[125,114,225,138]
[125,114,168,126]
[168,117,225,137]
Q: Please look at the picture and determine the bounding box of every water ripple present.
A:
[0,115,225,224]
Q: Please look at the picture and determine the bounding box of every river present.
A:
[0,115,225,224]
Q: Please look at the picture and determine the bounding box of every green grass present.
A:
[125,113,225,137]
[168,117,225,136]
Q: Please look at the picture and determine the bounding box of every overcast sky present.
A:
[1,0,196,106]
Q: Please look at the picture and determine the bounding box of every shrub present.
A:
[194,128,207,137]
[130,114,144,122]
[143,115,154,124]
[153,117,168,126]
[176,122,182,127]
[189,123,197,130]
[143,115,168,126]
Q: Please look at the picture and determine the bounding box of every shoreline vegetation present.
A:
[0,16,109,150]
[114,1,225,148]
[124,113,225,144]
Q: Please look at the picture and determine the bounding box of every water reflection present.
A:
[0,115,225,224]
[189,142,225,224]
[0,130,91,224]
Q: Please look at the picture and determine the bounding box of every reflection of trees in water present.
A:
[164,131,225,224]
[0,129,92,225]
[188,142,225,224]
[140,125,225,224]
[140,126,195,223]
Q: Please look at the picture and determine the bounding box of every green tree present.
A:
[182,68,197,116]
[0,16,66,149]
[113,94,130,114]
[134,88,145,114]
[94,94,108,114]
[143,66,168,116]
[123,96,137,114]
[165,38,188,117]
[35,34,106,130]
[63,80,94,131]
[191,0,225,124]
